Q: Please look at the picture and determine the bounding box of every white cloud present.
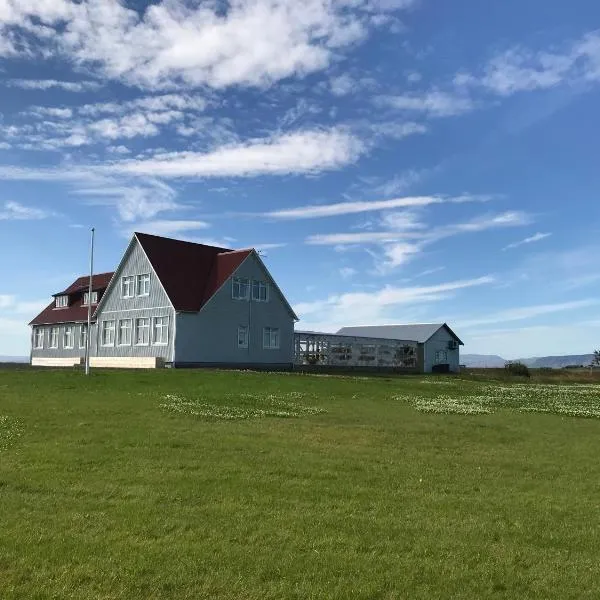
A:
[0,0,415,90]
[121,219,210,239]
[294,275,494,332]
[377,90,474,117]
[339,267,357,279]
[112,129,364,178]
[6,79,101,92]
[0,201,52,220]
[78,94,207,117]
[503,232,551,250]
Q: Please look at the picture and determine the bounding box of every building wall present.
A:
[94,239,175,361]
[423,327,460,373]
[175,254,295,365]
[30,322,97,360]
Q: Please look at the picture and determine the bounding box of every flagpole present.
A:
[85,227,95,376]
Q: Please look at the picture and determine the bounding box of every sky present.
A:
[1,0,600,359]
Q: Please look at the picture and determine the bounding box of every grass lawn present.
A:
[2,368,600,599]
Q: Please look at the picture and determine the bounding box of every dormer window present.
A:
[55,296,68,308]
[83,291,98,306]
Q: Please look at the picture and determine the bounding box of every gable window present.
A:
[136,273,150,297]
[50,327,59,349]
[252,280,268,302]
[135,317,150,345]
[232,277,250,300]
[263,327,280,350]
[83,291,98,306]
[33,328,44,350]
[122,276,135,298]
[118,319,132,346]
[79,325,87,349]
[55,296,68,308]
[152,316,169,345]
[237,325,249,349]
[64,326,74,349]
[101,320,116,346]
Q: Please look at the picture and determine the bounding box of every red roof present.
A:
[135,232,252,312]
[29,272,114,326]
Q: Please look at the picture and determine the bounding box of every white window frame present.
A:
[252,280,269,302]
[55,296,68,308]
[152,316,169,346]
[263,327,280,350]
[237,325,249,349]
[33,328,44,349]
[232,277,250,300]
[79,325,87,349]
[64,325,74,349]
[136,273,150,297]
[121,275,135,299]
[101,320,116,347]
[435,349,448,364]
[135,317,150,346]
[50,327,59,349]
[118,319,133,346]
[83,291,98,306]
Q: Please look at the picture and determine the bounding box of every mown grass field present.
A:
[2,367,600,599]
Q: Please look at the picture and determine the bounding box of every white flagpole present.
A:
[85,227,95,376]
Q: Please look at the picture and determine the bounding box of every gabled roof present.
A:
[29,272,114,326]
[135,232,253,312]
[336,323,464,345]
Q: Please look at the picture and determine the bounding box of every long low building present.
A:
[294,323,463,373]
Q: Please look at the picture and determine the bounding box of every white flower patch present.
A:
[395,394,494,415]
[160,392,326,420]
[0,415,24,451]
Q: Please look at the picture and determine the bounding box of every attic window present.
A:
[55,296,68,308]
[232,277,250,300]
[83,291,98,306]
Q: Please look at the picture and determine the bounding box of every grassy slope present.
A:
[1,369,600,599]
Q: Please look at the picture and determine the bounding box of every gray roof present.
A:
[336,323,463,345]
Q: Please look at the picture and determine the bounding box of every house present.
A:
[30,232,298,368]
[335,324,464,373]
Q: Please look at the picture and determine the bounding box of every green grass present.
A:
[2,368,600,599]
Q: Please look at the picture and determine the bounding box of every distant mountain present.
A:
[462,353,595,369]
[0,356,28,363]
[461,354,506,368]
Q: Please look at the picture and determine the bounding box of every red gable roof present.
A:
[135,232,252,312]
[29,272,115,326]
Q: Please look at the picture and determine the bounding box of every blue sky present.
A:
[1,0,600,359]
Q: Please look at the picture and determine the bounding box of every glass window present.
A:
[122,276,135,298]
[435,350,448,364]
[33,328,44,349]
[263,327,280,350]
[50,327,59,348]
[64,326,74,349]
[238,325,249,349]
[136,274,150,296]
[135,318,150,345]
[152,316,169,345]
[252,280,268,302]
[232,277,250,300]
[55,296,68,308]
[79,325,87,349]
[101,320,116,346]
[118,319,132,346]
[83,291,98,306]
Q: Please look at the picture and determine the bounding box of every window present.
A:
[252,280,268,302]
[55,296,68,308]
[101,320,116,346]
[33,328,44,349]
[50,327,59,349]
[152,316,169,345]
[135,317,150,345]
[83,291,98,306]
[118,319,132,346]
[237,325,249,349]
[435,350,448,364]
[79,325,87,349]
[64,326,74,349]
[232,277,250,300]
[122,276,135,298]
[136,273,150,296]
[263,327,280,350]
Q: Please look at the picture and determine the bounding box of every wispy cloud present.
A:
[120,219,210,239]
[376,90,475,117]
[6,79,101,92]
[503,232,551,250]
[0,201,52,221]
